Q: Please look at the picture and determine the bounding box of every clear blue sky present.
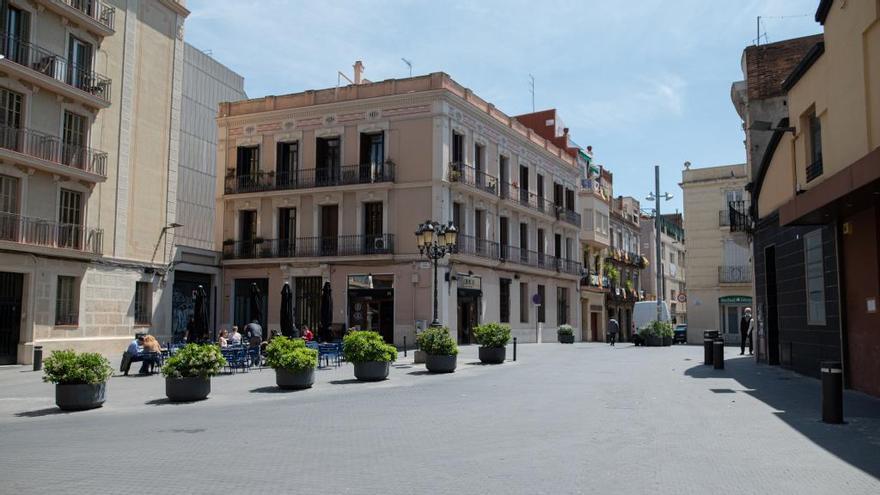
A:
[185,0,822,213]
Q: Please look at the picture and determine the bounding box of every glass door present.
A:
[58,189,82,249]
[67,35,93,90]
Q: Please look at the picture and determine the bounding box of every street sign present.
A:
[677,293,687,303]
[532,293,542,306]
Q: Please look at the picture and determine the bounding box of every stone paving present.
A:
[0,343,878,494]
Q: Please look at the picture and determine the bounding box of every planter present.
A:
[425,354,457,373]
[275,368,315,390]
[558,334,575,344]
[165,377,211,402]
[662,336,673,347]
[353,361,390,381]
[478,346,506,364]
[646,335,662,347]
[55,383,106,411]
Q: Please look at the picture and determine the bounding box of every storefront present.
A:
[347,274,394,343]
[172,271,213,342]
[719,295,751,344]
[456,274,482,344]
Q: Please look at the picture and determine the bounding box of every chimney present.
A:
[353,61,365,85]
[563,127,569,137]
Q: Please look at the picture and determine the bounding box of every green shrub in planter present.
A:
[416,327,458,356]
[473,322,511,348]
[43,350,113,411]
[162,344,227,401]
[342,331,398,363]
[557,324,575,343]
[266,336,318,389]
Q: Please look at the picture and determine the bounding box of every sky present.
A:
[185,0,823,213]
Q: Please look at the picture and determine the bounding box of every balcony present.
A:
[448,162,498,196]
[556,207,581,227]
[806,158,823,183]
[225,163,394,194]
[499,182,557,219]
[0,212,103,255]
[499,245,583,276]
[455,234,499,260]
[719,265,752,284]
[0,124,107,181]
[580,273,609,290]
[40,0,116,36]
[222,234,394,260]
[728,200,752,234]
[0,34,111,107]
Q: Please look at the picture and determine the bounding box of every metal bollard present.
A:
[713,338,724,370]
[821,361,843,424]
[403,336,407,357]
[703,330,718,365]
[513,337,517,361]
[33,346,43,372]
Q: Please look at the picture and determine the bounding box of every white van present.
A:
[632,301,671,345]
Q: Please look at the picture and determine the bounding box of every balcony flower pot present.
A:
[266,336,318,390]
[417,327,459,374]
[161,344,226,402]
[42,350,113,411]
[56,383,106,411]
[353,361,391,381]
[478,346,506,364]
[343,331,397,381]
[425,354,457,373]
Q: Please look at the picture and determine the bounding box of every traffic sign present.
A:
[532,293,542,306]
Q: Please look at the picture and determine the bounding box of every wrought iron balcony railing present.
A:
[728,200,752,234]
[806,158,823,182]
[0,212,103,254]
[225,163,394,194]
[499,182,557,218]
[0,33,111,102]
[719,265,752,284]
[0,124,108,177]
[455,234,499,259]
[62,0,116,30]
[556,207,581,227]
[222,234,394,260]
[448,162,498,195]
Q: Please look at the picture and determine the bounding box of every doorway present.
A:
[590,312,599,341]
[457,289,480,344]
[321,204,338,256]
[0,272,23,365]
[764,245,780,365]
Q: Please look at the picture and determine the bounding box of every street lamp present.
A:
[415,220,458,327]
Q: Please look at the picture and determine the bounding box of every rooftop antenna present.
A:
[401,57,412,77]
[528,74,535,112]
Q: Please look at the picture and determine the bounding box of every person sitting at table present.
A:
[302,325,314,342]
[121,333,145,376]
[218,329,229,348]
[141,334,163,374]
[230,326,242,346]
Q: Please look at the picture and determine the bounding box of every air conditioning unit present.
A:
[373,237,386,250]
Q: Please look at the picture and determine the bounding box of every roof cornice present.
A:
[815,0,832,25]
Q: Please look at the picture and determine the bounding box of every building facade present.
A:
[640,213,686,323]
[215,72,583,346]
[605,195,645,340]
[579,167,611,341]
[744,0,880,397]
[680,163,751,344]
[168,43,246,343]
[0,0,192,364]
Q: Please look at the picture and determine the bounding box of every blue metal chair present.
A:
[318,343,341,368]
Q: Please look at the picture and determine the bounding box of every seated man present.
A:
[120,333,148,375]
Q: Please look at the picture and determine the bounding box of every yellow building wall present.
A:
[758,135,795,218]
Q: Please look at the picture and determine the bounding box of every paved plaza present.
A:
[1,343,878,494]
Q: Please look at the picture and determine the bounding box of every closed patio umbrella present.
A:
[280,282,295,337]
[250,283,263,326]
[320,281,332,342]
[193,285,209,342]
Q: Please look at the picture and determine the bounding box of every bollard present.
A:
[513,337,517,361]
[33,346,43,372]
[713,338,724,370]
[821,361,843,424]
[703,330,718,365]
[403,336,407,357]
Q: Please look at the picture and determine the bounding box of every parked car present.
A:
[673,324,688,344]
[632,301,672,346]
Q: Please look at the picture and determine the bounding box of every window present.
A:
[669,251,675,264]
[236,146,260,178]
[5,6,31,65]
[807,112,823,181]
[519,222,529,262]
[565,188,575,212]
[316,137,340,184]
[519,282,529,323]
[804,229,826,325]
[67,35,94,90]
[55,276,78,325]
[557,287,569,325]
[58,189,83,249]
[134,282,152,325]
[0,174,19,241]
[364,202,384,252]
[499,216,509,258]
[278,207,296,256]
[0,89,23,153]
[671,289,676,301]
[276,141,298,187]
[237,209,257,257]
[537,284,545,323]
[452,132,464,163]
[583,209,594,230]
[61,111,89,167]
[499,278,511,323]
[360,132,384,166]
[474,143,484,172]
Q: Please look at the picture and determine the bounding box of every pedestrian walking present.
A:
[607,318,620,346]
[740,308,754,355]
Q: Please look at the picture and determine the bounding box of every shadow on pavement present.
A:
[685,356,880,480]
[250,386,309,394]
[145,398,206,406]
[14,407,70,418]
[329,379,366,385]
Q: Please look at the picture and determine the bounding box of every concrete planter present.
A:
[165,377,211,402]
[478,346,506,364]
[275,368,315,389]
[425,354,457,373]
[55,383,106,411]
[558,334,575,344]
[646,335,662,347]
[662,336,673,347]
[353,361,390,381]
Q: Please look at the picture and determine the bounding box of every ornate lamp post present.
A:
[415,220,458,327]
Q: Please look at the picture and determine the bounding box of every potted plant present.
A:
[473,322,510,364]
[161,344,226,402]
[416,327,458,373]
[639,322,665,347]
[43,350,113,411]
[342,330,397,381]
[655,321,674,346]
[557,324,575,344]
[265,336,318,389]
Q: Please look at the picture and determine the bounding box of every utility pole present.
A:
[647,166,673,323]
[528,74,535,112]
[756,16,761,45]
